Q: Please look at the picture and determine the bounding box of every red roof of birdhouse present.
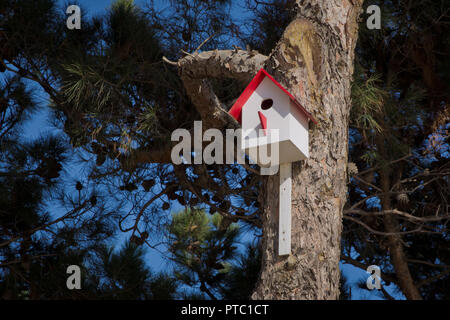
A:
[228,68,317,124]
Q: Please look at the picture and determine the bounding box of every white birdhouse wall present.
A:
[240,77,309,165]
[242,76,291,144]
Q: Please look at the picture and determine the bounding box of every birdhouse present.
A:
[229,68,317,166]
[229,68,318,256]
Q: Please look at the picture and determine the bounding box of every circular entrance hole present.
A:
[261,98,273,110]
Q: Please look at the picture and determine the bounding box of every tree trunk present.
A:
[252,0,363,299]
[375,134,423,300]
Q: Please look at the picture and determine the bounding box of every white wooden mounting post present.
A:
[279,162,292,256]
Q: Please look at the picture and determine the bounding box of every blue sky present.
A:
[18,0,406,299]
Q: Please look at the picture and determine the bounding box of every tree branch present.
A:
[344,209,450,223]
[343,215,424,236]
[177,49,268,83]
[163,49,268,130]
[0,202,88,248]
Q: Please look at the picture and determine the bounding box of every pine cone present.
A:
[396,193,409,204]
[348,162,358,177]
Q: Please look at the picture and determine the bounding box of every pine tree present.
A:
[219,244,261,300]
[2,0,448,300]
[342,0,450,300]
[0,78,117,299]
[167,208,240,299]
[93,241,178,299]
[2,0,362,299]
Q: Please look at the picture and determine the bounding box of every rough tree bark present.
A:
[252,0,363,299]
[169,0,364,300]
